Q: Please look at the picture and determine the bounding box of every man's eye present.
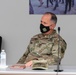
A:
[41,21,42,23]
[44,22,47,24]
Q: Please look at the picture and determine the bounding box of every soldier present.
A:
[10,12,67,68]
[59,0,64,4]
[71,0,74,7]
[53,0,59,10]
[46,0,53,8]
[29,0,34,14]
[38,0,44,7]
[64,0,72,14]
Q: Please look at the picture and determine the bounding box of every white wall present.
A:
[0,0,76,66]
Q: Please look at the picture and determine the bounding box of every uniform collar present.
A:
[42,30,56,37]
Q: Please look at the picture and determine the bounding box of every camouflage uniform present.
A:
[17,30,67,65]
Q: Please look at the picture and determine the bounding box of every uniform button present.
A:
[45,36,47,37]
[35,43,38,45]
[37,53,38,54]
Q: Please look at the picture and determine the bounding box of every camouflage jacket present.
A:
[17,30,67,65]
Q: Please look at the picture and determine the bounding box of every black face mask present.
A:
[40,24,50,33]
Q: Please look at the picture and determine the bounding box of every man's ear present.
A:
[50,23,56,29]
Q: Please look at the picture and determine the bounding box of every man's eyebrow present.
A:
[41,20,47,24]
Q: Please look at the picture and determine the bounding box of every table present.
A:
[0,66,76,75]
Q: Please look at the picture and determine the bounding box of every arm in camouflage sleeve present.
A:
[17,45,30,64]
[47,36,67,65]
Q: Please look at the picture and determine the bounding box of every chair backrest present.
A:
[0,36,2,53]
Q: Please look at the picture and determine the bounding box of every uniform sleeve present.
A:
[17,45,30,64]
[17,35,38,64]
[46,36,67,65]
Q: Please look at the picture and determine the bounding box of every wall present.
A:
[0,0,76,66]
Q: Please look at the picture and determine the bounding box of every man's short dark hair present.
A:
[44,12,57,24]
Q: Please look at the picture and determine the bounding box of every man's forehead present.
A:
[41,14,52,21]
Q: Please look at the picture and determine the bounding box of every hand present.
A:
[10,61,33,69]
[10,64,26,69]
[25,61,33,67]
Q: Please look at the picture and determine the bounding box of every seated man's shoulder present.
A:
[32,33,42,38]
[30,33,42,41]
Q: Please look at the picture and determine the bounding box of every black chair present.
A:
[0,36,2,53]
